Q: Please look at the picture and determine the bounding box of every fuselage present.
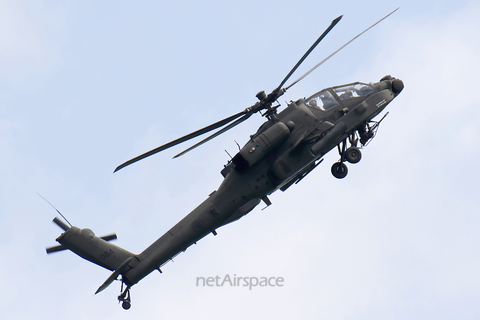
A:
[122,76,403,286]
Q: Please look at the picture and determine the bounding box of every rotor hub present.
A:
[256,91,267,101]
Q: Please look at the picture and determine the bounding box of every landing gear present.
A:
[345,147,362,164]
[331,133,362,179]
[331,162,348,179]
[118,281,132,310]
[122,300,131,310]
[329,114,389,178]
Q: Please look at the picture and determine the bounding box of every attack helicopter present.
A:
[46,9,403,310]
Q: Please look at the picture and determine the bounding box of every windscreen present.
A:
[306,90,339,111]
[333,83,374,101]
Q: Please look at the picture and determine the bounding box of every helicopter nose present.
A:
[392,79,404,94]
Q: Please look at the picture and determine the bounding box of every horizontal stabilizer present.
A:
[53,217,70,231]
[95,257,133,295]
[100,234,117,242]
[46,244,67,254]
[46,233,117,254]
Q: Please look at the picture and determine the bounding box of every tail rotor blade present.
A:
[95,257,133,295]
[38,193,73,228]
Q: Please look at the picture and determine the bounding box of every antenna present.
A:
[37,193,73,227]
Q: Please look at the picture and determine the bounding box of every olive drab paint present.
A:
[46,9,403,310]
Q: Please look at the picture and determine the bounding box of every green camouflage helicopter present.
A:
[46,9,403,310]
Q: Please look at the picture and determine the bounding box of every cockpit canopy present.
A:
[306,82,374,111]
[334,83,374,100]
[306,90,339,111]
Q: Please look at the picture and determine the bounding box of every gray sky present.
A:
[1,1,479,319]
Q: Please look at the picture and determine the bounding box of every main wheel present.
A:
[345,147,362,164]
[331,162,348,179]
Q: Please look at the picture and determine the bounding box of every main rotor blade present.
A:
[286,8,399,90]
[276,15,343,91]
[173,113,252,158]
[114,110,247,172]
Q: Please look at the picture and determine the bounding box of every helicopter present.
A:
[46,9,403,310]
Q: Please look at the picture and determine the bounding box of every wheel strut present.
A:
[331,139,349,179]
[331,134,362,179]
[118,281,132,310]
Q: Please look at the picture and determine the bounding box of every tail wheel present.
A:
[345,147,362,164]
[331,162,348,179]
[118,282,132,310]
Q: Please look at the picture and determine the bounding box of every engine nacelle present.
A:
[232,122,292,171]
